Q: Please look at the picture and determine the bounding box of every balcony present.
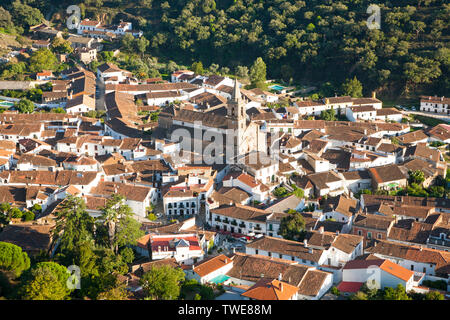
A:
[239,223,246,228]
[230,220,238,226]
[223,218,230,224]
[215,217,221,222]
[254,226,262,231]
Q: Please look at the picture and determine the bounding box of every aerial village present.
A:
[0,10,448,302]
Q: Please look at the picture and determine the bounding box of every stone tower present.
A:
[227,79,246,159]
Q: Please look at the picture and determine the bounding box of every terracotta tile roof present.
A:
[90,181,151,202]
[193,254,232,277]
[361,194,450,211]
[297,269,330,297]
[337,281,364,293]
[366,240,450,275]
[332,234,363,254]
[323,195,358,217]
[379,259,414,282]
[246,236,325,262]
[211,204,270,223]
[0,222,54,253]
[420,96,450,105]
[369,164,406,184]
[353,214,395,231]
[227,253,310,286]
[241,278,299,300]
[397,130,428,144]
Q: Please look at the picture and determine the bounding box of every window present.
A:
[367,232,372,239]
[358,230,362,236]
[411,265,414,271]
[377,233,382,239]
[423,267,426,273]
[255,249,258,254]
[268,252,271,257]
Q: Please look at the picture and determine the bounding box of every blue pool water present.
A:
[269,84,285,91]
[209,274,230,284]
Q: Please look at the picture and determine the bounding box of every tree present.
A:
[11,0,43,29]
[98,194,144,253]
[279,212,306,241]
[320,108,336,121]
[121,33,135,52]
[341,76,363,98]
[15,98,34,114]
[23,211,35,222]
[249,57,267,89]
[408,170,425,185]
[424,291,444,300]
[51,37,73,54]
[53,196,95,254]
[404,55,441,92]
[291,185,304,199]
[0,7,13,30]
[383,284,411,300]
[140,265,185,300]
[349,291,368,300]
[136,36,149,56]
[235,65,249,78]
[273,187,289,198]
[191,61,204,75]
[19,262,71,300]
[0,242,30,277]
[100,51,114,63]
[97,283,130,300]
[29,49,58,73]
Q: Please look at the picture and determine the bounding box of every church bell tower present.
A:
[227,79,246,158]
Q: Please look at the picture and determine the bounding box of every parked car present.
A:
[237,237,249,244]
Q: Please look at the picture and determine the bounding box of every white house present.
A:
[338,258,416,293]
[185,254,234,284]
[135,233,204,265]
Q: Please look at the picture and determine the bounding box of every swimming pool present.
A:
[269,84,286,91]
[0,101,14,107]
[209,274,230,284]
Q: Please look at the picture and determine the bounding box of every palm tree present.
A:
[98,194,132,253]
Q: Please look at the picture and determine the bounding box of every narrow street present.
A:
[95,78,105,112]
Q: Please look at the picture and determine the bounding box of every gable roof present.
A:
[193,254,233,277]
[241,278,299,300]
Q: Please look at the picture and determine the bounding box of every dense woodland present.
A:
[0,0,449,96]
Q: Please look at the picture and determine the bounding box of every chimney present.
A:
[319,226,324,234]
[325,98,330,105]
[279,282,283,292]
[420,246,423,251]
[224,258,228,264]
[278,273,282,281]
[336,230,340,235]
[147,237,153,261]
[372,91,376,99]
[308,248,313,254]
[303,239,308,247]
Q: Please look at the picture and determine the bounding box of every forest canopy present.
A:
[2,0,449,96]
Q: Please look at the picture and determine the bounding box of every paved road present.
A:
[96,78,105,111]
[401,109,450,123]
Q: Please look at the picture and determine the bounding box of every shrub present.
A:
[421,280,447,291]
[331,286,340,296]
[23,211,35,222]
